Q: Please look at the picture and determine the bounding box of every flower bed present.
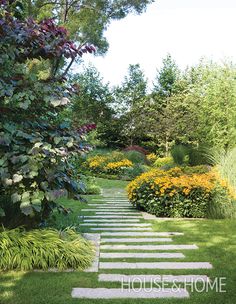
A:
[85,152,133,175]
[127,166,232,218]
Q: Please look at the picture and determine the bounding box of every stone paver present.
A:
[100,244,198,250]
[80,223,151,227]
[73,192,213,301]
[82,208,135,211]
[80,215,142,219]
[99,262,213,269]
[101,232,184,236]
[88,204,131,206]
[83,219,140,222]
[90,228,153,231]
[98,274,210,283]
[71,288,189,299]
[95,212,140,215]
[101,237,172,243]
[100,252,184,259]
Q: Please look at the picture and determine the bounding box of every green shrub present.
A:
[208,183,236,219]
[77,176,101,195]
[154,157,173,168]
[181,165,210,175]
[124,150,146,164]
[0,228,94,271]
[123,164,147,179]
[171,145,189,165]
[188,146,210,166]
[85,184,101,195]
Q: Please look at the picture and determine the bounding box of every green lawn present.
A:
[0,179,235,304]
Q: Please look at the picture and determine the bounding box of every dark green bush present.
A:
[171,145,189,165]
[188,146,210,166]
[181,165,210,175]
[123,164,147,179]
[124,150,146,164]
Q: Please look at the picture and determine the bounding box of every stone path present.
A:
[72,191,213,299]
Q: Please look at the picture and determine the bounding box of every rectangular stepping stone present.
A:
[79,216,142,219]
[90,200,129,202]
[101,232,184,236]
[101,238,172,243]
[83,219,140,222]
[100,252,184,259]
[95,212,139,215]
[80,223,151,227]
[82,208,135,211]
[99,262,213,269]
[100,244,198,250]
[95,206,134,208]
[92,198,128,200]
[98,274,210,283]
[91,202,130,204]
[71,288,189,299]
[90,228,152,231]
[88,204,131,207]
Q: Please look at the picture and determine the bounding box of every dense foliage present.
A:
[127,166,234,218]
[0,3,96,227]
[0,228,94,270]
[19,0,154,54]
[84,56,236,155]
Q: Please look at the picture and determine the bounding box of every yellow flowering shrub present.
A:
[147,153,157,164]
[127,166,231,218]
[85,154,133,175]
[87,155,107,172]
[105,159,133,173]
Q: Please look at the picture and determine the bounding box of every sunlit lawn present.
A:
[0,179,235,304]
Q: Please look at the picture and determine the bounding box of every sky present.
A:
[78,0,236,87]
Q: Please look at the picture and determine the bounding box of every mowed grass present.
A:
[0,179,236,304]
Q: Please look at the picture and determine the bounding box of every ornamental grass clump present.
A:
[127,167,234,218]
[0,228,95,271]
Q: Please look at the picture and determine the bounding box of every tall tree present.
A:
[71,65,113,124]
[70,65,115,146]
[114,64,148,145]
[21,0,154,54]
[114,63,147,113]
[153,54,180,99]
[186,61,236,150]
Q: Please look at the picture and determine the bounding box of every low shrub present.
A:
[105,159,133,174]
[188,146,210,166]
[181,165,210,175]
[123,164,148,180]
[124,150,146,164]
[84,151,134,176]
[146,153,158,164]
[0,228,94,271]
[77,176,101,195]
[85,184,101,195]
[154,157,173,168]
[171,145,189,165]
[123,145,148,155]
[127,167,234,218]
